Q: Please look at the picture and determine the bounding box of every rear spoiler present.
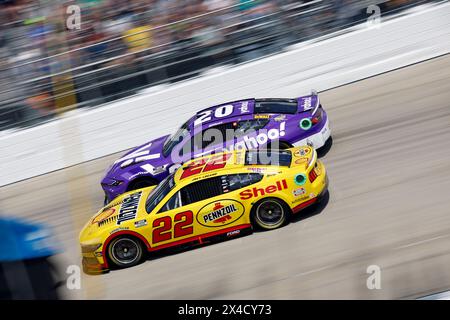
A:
[311,89,320,116]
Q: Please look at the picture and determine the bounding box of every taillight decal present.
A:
[309,168,318,183]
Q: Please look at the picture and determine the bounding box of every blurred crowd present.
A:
[0,0,434,130]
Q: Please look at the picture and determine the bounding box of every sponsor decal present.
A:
[247,167,267,173]
[254,114,270,119]
[295,158,308,165]
[197,200,245,228]
[274,115,286,122]
[309,193,316,198]
[129,171,148,180]
[293,187,306,197]
[117,191,142,225]
[92,208,116,224]
[110,227,129,235]
[226,122,286,152]
[294,147,310,157]
[292,195,309,204]
[227,230,241,237]
[302,97,312,111]
[266,172,280,177]
[239,101,249,114]
[191,172,218,182]
[239,179,288,200]
[134,219,148,228]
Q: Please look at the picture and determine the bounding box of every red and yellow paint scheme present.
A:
[79,146,328,273]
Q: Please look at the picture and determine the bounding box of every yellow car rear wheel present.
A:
[252,197,291,230]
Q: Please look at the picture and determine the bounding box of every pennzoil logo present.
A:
[117,191,142,225]
[197,200,245,228]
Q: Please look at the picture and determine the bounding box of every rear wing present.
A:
[290,146,317,170]
[311,89,320,116]
[297,89,321,115]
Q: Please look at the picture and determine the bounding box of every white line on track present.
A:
[394,234,450,250]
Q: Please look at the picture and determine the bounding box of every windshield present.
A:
[162,120,191,157]
[145,173,176,213]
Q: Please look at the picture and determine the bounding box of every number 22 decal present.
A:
[152,211,194,244]
[180,153,232,180]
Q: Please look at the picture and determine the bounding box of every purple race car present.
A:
[101,90,331,203]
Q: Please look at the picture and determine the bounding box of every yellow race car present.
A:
[79,146,328,273]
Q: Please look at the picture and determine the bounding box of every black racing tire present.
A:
[251,197,291,230]
[107,236,145,269]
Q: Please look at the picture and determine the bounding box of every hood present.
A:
[103,135,170,182]
[80,187,154,239]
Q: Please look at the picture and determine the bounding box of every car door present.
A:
[147,176,226,250]
[183,122,237,159]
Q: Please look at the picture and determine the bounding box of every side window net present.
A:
[223,173,263,193]
[180,177,224,205]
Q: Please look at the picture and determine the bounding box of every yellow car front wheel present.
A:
[107,236,144,269]
[252,198,290,230]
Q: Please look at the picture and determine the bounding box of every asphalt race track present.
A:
[1,54,450,299]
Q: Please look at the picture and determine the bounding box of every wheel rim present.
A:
[110,238,141,265]
[256,200,284,226]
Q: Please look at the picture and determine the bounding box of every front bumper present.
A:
[102,183,127,204]
[81,253,109,275]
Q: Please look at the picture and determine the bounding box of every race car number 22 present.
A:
[180,153,232,180]
[152,211,194,244]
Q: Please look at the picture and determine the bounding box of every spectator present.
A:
[0,0,435,131]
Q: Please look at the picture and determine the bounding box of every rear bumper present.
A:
[293,117,331,149]
[292,182,328,214]
[292,164,328,214]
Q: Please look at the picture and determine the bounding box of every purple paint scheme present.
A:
[101,91,331,203]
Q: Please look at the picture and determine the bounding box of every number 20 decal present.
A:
[193,104,234,127]
[152,211,194,244]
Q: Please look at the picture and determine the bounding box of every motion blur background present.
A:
[1,0,450,300]
[0,0,435,131]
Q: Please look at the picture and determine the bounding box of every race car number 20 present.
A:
[194,104,234,127]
